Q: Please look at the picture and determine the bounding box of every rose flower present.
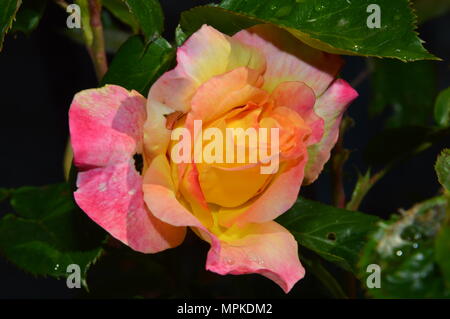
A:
[69,24,358,292]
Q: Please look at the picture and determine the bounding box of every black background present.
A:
[0,0,449,298]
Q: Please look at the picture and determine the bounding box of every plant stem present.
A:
[63,0,108,178]
[53,0,69,10]
[330,117,355,297]
[346,167,390,211]
[331,117,352,208]
[350,58,374,88]
[87,0,108,80]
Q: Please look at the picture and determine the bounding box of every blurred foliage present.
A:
[11,0,46,35]
[359,196,450,298]
[435,87,450,128]
[369,59,437,128]
[75,0,93,46]
[364,126,450,167]
[435,149,450,191]
[0,184,106,288]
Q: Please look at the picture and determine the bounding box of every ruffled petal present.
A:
[206,221,304,293]
[233,24,342,95]
[143,183,304,293]
[69,85,146,169]
[270,81,324,146]
[149,25,266,113]
[75,162,186,253]
[70,85,185,253]
[218,157,307,227]
[304,79,358,184]
[190,67,267,124]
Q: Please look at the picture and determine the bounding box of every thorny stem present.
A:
[346,166,391,211]
[87,0,108,80]
[330,117,354,297]
[331,117,352,209]
[53,0,69,10]
[62,0,108,178]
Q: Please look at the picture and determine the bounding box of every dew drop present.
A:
[412,243,419,249]
[224,257,235,265]
[54,264,60,271]
[314,3,325,11]
[249,255,264,265]
[396,250,403,257]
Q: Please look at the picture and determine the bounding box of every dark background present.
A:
[0,0,449,298]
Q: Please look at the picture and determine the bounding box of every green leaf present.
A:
[11,0,46,34]
[0,184,106,286]
[181,0,437,61]
[103,0,139,33]
[370,59,437,128]
[101,35,175,95]
[364,126,450,167]
[0,0,22,51]
[434,87,450,127]
[125,0,163,40]
[359,197,450,298]
[277,197,380,273]
[435,149,450,191]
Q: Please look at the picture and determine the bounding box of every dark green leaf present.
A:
[0,0,21,51]
[364,126,450,167]
[11,0,46,34]
[101,35,175,95]
[277,197,380,273]
[359,197,450,298]
[181,0,437,61]
[370,59,437,128]
[0,184,106,286]
[125,0,163,40]
[0,188,10,202]
[434,87,450,127]
[181,5,255,36]
[435,224,450,287]
[103,0,139,33]
[435,149,450,191]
